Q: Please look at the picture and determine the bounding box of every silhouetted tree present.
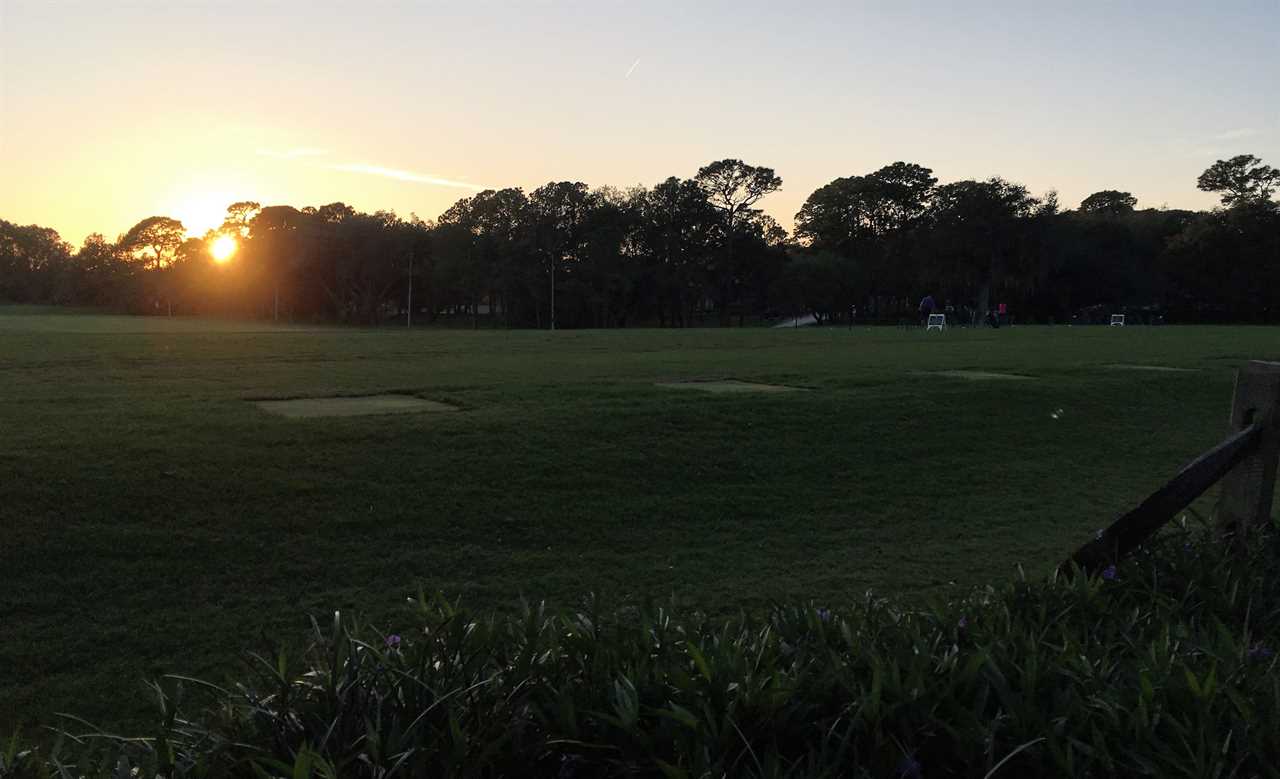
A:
[1079,190,1138,215]
[695,159,782,324]
[119,217,185,270]
[65,233,129,306]
[8,154,1280,325]
[118,216,187,314]
[926,178,1042,315]
[527,182,594,330]
[1197,155,1280,208]
[247,206,309,321]
[399,214,433,327]
[221,201,262,239]
[0,220,72,302]
[632,178,719,326]
[465,188,528,326]
[794,162,936,320]
[1166,201,1280,321]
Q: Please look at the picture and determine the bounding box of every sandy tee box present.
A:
[254,394,458,418]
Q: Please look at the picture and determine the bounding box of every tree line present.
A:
[2,155,1277,326]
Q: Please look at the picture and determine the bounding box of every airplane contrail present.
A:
[256,147,329,159]
[331,163,487,190]
[625,58,641,78]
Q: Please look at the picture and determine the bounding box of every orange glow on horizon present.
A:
[210,235,237,263]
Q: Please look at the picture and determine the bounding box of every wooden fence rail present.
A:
[1064,360,1280,575]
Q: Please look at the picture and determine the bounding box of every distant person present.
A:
[918,294,936,326]
[984,309,1001,328]
[997,302,1008,326]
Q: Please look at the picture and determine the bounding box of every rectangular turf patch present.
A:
[1108,364,1199,373]
[254,394,458,418]
[655,380,805,393]
[927,370,1034,381]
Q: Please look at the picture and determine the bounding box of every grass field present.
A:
[2,306,1278,733]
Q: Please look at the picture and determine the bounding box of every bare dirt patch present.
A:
[1108,364,1199,373]
[656,380,806,394]
[927,370,1034,381]
[254,394,459,418]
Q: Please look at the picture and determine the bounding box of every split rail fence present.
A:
[1065,360,1280,573]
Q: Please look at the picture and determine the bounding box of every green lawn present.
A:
[2,307,1276,732]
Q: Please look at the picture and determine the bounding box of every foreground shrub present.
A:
[6,531,1280,778]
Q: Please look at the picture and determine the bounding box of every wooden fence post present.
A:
[1217,361,1280,542]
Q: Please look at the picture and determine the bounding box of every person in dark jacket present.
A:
[918,294,936,326]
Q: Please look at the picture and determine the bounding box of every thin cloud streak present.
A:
[330,163,486,190]
[625,58,641,78]
[256,147,330,159]
[1213,128,1258,141]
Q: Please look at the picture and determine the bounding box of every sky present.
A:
[2,0,1278,246]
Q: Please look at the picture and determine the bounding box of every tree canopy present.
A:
[1079,190,1138,215]
[1196,154,1280,207]
[3,154,1277,325]
[119,216,186,269]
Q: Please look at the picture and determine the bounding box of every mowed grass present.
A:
[2,306,1277,732]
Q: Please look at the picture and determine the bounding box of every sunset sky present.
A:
[2,0,1277,246]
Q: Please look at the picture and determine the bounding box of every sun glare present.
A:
[210,235,238,263]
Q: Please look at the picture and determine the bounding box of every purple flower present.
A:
[559,754,585,779]
[816,608,831,623]
[1249,643,1274,661]
[385,634,402,649]
[896,755,923,779]
[1101,565,1117,581]
[957,616,968,629]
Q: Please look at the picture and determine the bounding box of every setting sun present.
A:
[210,235,237,263]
